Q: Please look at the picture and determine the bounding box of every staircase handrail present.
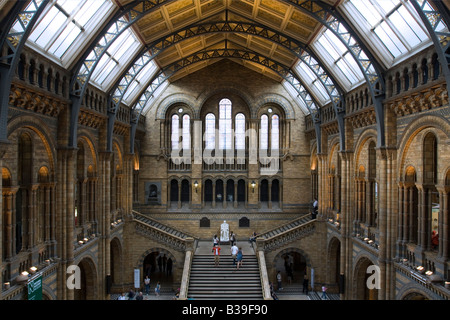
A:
[259,215,316,252]
[132,210,197,238]
[253,240,272,300]
[132,210,198,252]
[178,237,196,300]
[256,213,312,239]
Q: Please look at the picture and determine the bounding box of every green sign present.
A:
[28,275,43,300]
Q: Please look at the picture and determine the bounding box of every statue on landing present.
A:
[220,220,229,242]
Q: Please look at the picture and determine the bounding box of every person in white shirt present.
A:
[231,244,239,266]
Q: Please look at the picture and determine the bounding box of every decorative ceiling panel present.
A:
[116,0,336,83]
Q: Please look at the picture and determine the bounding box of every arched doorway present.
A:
[403,292,429,300]
[204,179,213,203]
[354,257,378,300]
[170,179,178,203]
[260,179,269,203]
[142,249,176,292]
[181,179,190,203]
[328,237,341,293]
[237,179,246,204]
[271,179,279,203]
[110,237,123,289]
[274,249,308,287]
[216,179,224,202]
[74,258,97,300]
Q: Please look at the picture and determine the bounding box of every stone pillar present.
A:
[99,151,112,300]
[376,147,388,300]
[56,147,77,300]
[339,150,353,300]
[317,153,327,219]
[397,183,405,258]
[3,189,15,260]
[0,145,6,299]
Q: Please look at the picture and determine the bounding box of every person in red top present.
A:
[212,245,221,266]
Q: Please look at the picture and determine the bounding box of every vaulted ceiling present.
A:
[121,0,336,82]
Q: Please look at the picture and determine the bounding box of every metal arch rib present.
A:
[281,0,387,148]
[69,0,175,96]
[109,20,345,115]
[0,0,49,143]
[128,48,323,154]
[411,0,450,99]
[67,0,175,148]
[108,20,343,153]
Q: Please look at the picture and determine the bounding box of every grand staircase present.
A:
[257,213,312,239]
[187,242,263,300]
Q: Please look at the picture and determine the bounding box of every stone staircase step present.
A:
[188,242,263,300]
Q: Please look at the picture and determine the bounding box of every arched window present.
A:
[182,114,190,150]
[271,114,279,150]
[219,98,232,149]
[235,113,246,150]
[260,114,269,150]
[171,114,180,150]
[205,113,215,149]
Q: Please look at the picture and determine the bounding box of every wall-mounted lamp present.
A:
[194,181,198,193]
[251,181,256,193]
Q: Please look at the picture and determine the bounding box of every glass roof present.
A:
[21,0,437,115]
[340,0,437,66]
[27,0,113,66]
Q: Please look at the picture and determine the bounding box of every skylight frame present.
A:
[26,0,115,68]
[89,28,143,91]
[122,59,159,106]
[311,28,365,91]
[294,60,330,105]
[340,0,433,67]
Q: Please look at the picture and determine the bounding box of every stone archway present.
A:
[110,237,123,289]
[354,256,378,300]
[138,248,177,291]
[328,237,341,293]
[403,292,429,300]
[272,248,311,287]
[74,257,98,300]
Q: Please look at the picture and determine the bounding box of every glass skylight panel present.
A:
[295,61,330,104]
[123,60,158,105]
[313,29,364,88]
[91,28,142,89]
[141,80,169,115]
[281,80,309,114]
[345,0,429,60]
[28,0,110,59]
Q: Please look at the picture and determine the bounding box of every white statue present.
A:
[220,220,229,242]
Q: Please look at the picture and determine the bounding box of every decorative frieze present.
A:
[9,82,67,117]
